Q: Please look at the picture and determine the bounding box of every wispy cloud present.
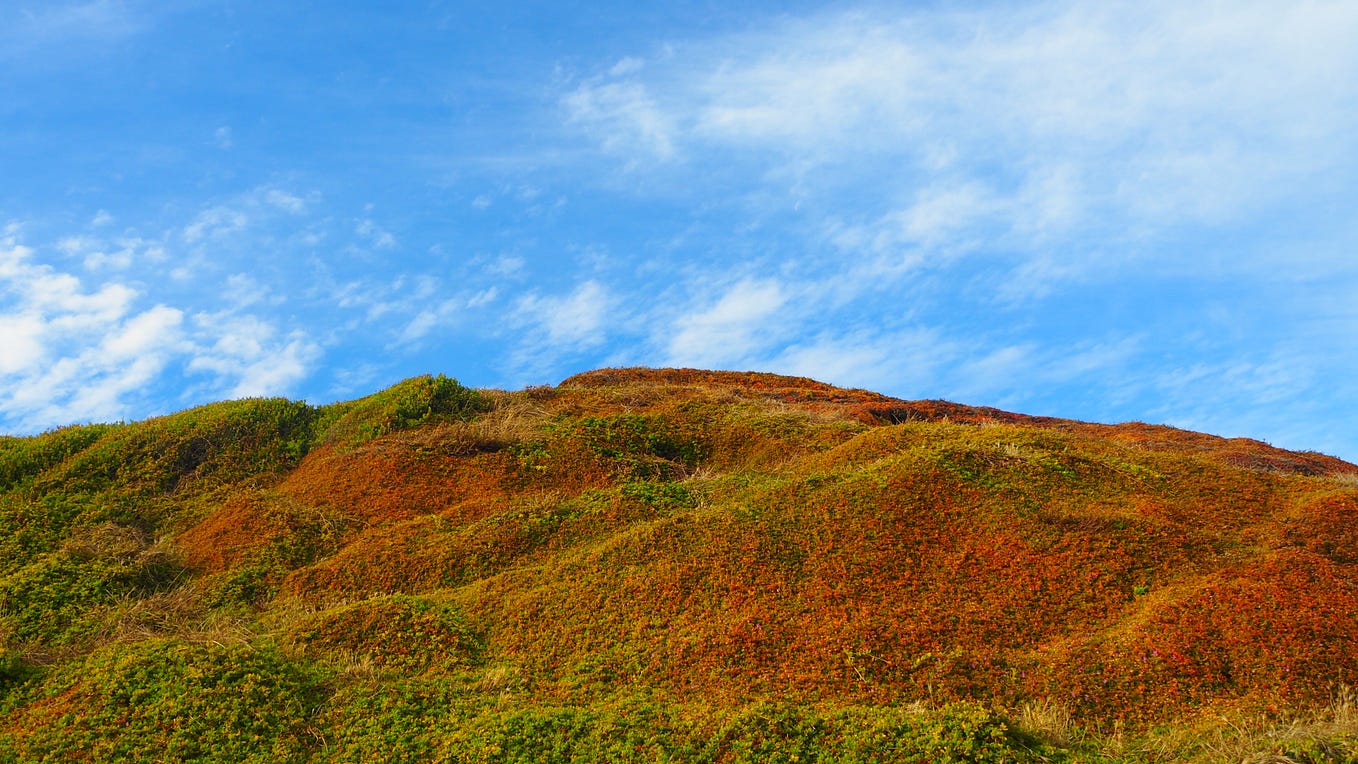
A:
[516,280,612,349]
[1,1,142,59]
[563,78,678,165]
[563,1,1358,276]
[0,226,321,431]
[396,287,498,346]
[766,326,954,395]
[355,217,397,250]
[504,280,620,381]
[213,126,234,150]
[665,278,788,369]
[186,313,320,399]
[542,0,1358,463]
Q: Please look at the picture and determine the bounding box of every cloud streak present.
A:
[4,1,1357,466]
[0,226,321,431]
[550,1,1358,458]
[1,1,142,59]
[565,1,1358,260]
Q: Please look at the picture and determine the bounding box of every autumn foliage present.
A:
[2,368,1357,761]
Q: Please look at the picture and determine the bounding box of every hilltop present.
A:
[2,368,1356,762]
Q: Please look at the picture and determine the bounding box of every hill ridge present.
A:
[2,368,1356,762]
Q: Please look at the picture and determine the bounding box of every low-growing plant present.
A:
[578,414,707,479]
[0,424,116,494]
[2,368,1357,762]
[318,374,492,447]
[1,639,324,762]
[0,648,33,691]
[288,594,484,671]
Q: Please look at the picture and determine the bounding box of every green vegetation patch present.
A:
[36,397,319,499]
[577,413,708,479]
[1,639,323,763]
[318,374,492,447]
[290,594,484,671]
[0,543,183,646]
[316,694,1059,764]
[0,424,115,494]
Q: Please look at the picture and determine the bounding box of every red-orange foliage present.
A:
[159,367,1358,728]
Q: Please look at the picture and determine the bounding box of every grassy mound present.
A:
[2,368,1356,762]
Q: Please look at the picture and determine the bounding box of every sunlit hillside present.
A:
[2,368,1356,762]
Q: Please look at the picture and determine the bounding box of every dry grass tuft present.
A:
[477,663,526,696]
[1015,699,1079,748]
[105,585,255,647]
[329,652,384,686]
[1331,471,1358,487]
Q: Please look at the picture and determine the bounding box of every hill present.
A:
[2,368,1356,762]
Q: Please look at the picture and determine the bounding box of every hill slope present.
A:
[2,368,1356,762]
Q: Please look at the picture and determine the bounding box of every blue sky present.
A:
[3,1,1357,462]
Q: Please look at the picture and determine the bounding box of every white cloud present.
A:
[186,313,321,399]
[399,310,440,345]
[565,0,1358,269]
[264,188,307,214]
[102,305,184,360]
[184,206,249,243]
[767,327,951,393]
[356,217,397,249]
[227,339,317,399]
[1,241,135,330]
[214,126,233,149]
[57,236,92,255]
[609,56,645,77]
[1,1,141,58]
[179,186,315,244]
[51,231,163,272]
[0,238,182,428]
[564,78,677,163]
[501,280,618,382]
[484,254,524,277]
[516,280,611,348]
[83,248,134,271]
[222,273,268,308]
[954,345,1035,396]
[0,229,320,431]
[191,314,275,364]
[468,286,497,308]
[0,313,46,375]
[394,289,495,345]
[51,233,142,271]
[666,279,787,368]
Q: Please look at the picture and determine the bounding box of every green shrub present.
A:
[0,544,185,646]
[620,480,696,512]
[30,398,319,498]
[318,375,492,447]
[3,640,322,762]
[0,494,92,577]
[578,414,706,479]
[0,649,33,690]
[291,594,484,671]
[449,706,671,763]
[0,424,116,494]
[205,564,278,610]
[315,694,1061,764]
[1,553,134,645]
